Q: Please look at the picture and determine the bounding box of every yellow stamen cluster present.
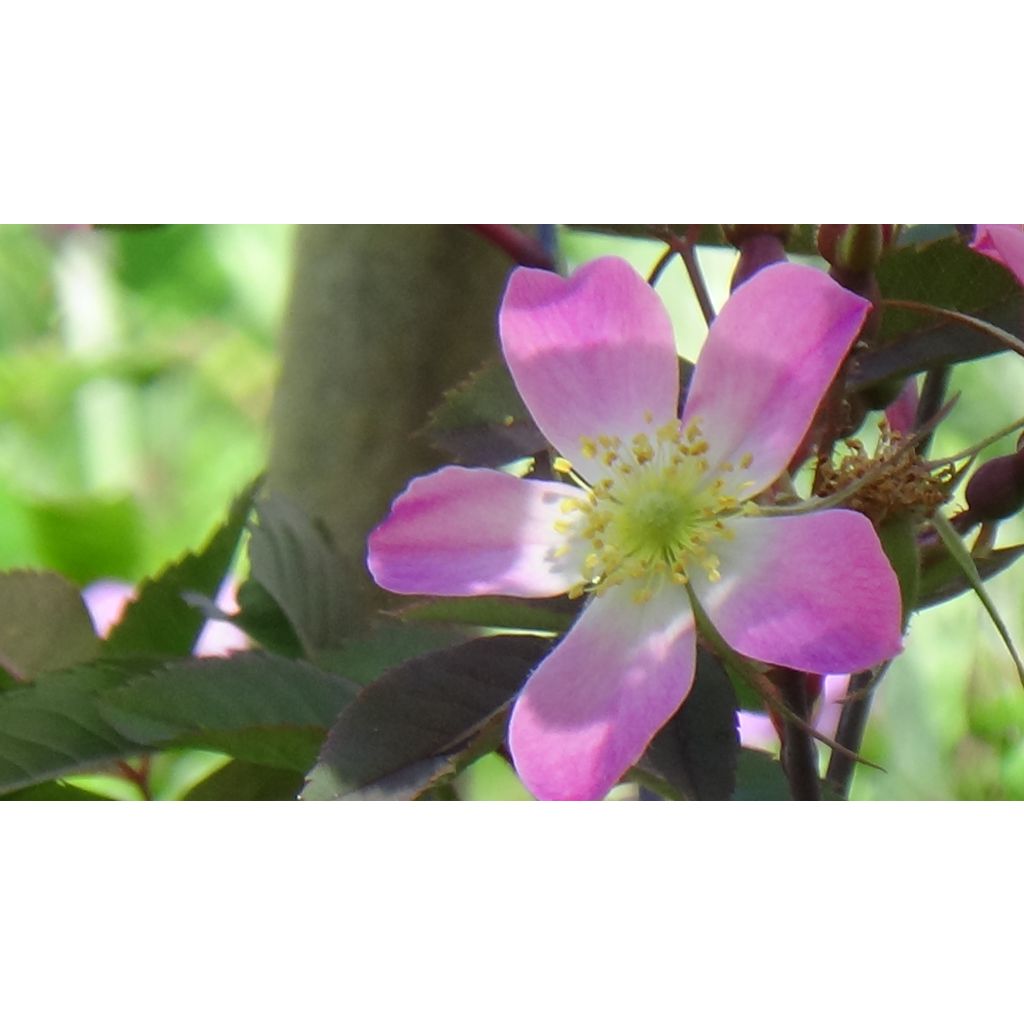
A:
[816,423,955,524]
[550,416,755,604]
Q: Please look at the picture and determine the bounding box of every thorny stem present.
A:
[685,583,882,772]
[824,664,890,798]
[777,670,821,800]
[469,225,555,271]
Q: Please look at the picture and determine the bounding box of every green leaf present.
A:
[1,779,111,800]
[0,661,155,795]
[918,542,1024,610]
[0,570,100,681]
[302,635,551,800]
[732,749,791,801]
[396,595,574,634]
[247,494,357,656]
[97,652,361,772]
[876,517,919,628]
[184,760,305,800]
[851,235,1022,391]
[104,479,259,658]
[641,649,739,800]
[231,579,304,657]
[317,621,480,685]
[424,359,547,466]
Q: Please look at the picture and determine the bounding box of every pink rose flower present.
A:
[368,257,903,800]
[971,224,1024,285]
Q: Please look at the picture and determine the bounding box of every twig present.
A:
[652,226,716,326]
[824,665,889,797]
[469,225,555,271]
[777,671,821,800]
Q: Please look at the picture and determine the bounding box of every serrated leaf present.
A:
[0,780,111,800]
[104,479,259,658]
[0,661,156,794]
[184,760,306,800]
[851,235,1022,391]
[424,359,547,466]
[640,649,739,800]
[0,570,100,681]
[302,635,551,800]
[247,494,357,655]
[918,542,1024,610]
[230,579,304,657]
[97,652,361,772]
[395,595,575,634]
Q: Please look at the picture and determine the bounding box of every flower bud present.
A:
[963,440,1024,523]
[817,225,888,274]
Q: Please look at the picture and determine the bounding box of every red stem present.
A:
[470,225,555,271]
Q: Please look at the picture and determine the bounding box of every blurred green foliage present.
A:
[0,225,289,583]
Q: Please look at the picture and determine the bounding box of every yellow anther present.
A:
[553,519,573,534]
[559,498,579,514]
[691,440,709,456]
[633,588,653,605]
[568,582,587,600]
[686,420,702,442]
[553,456,573,474]
[739,452,754,469]
[657,422,679,444]
[502,415,515,427]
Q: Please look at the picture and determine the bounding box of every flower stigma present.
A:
[550,415,757,604]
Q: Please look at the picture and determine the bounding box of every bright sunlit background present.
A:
[1,224,1021,799]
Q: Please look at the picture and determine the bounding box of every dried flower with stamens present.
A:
[815,423,956,526]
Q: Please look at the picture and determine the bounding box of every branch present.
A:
[469,225,555,271]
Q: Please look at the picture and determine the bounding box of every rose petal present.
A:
[682,263,870,495]
[885,378,919,435]
[693,510,903,673]
[500,256,679,481]
[737,709,780,752]
[367,466,587,597]
[972,224,1024,285]
[509,581,696,800]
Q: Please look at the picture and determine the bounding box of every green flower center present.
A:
[552,416,756,604]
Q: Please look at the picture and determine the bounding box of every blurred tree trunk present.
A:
[269,225,512,623]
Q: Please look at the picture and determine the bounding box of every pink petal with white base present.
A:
[500,257,679,481]
[885,378,919,435]
[683,264,870,494]
[509,582,696,800]
[693,510,902,673]
[367,466,586,598]
[972,225,1024,285]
